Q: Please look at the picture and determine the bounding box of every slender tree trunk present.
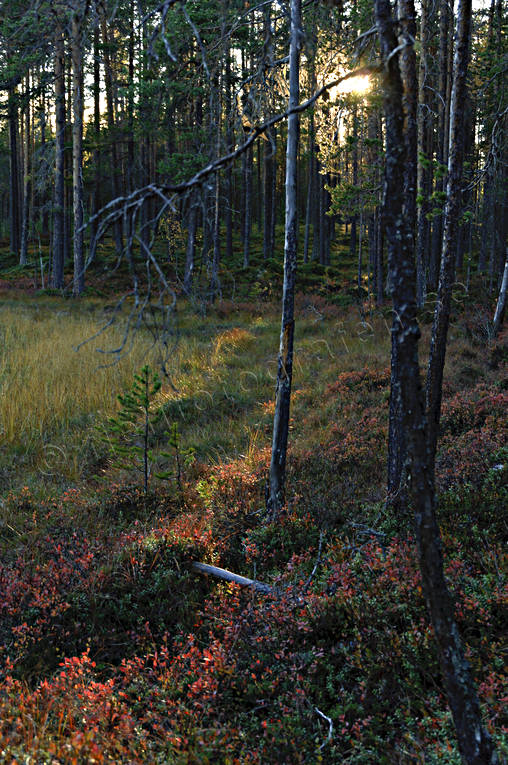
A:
[376,215,384,304]
[303,47,317,264]
[91,12,102,244]
[415,0,430,306]
[271,125,277,256]
[8,85,21,258]
[312,158,322,262]
[357,203,363,291]
[64,57,72,264]
[303,132,314,264]
[127,0,135,194]
[224,39,233,263]
[39,74,49,238]
[20,74,31,266]
[387,0,418,509]
[350,106,358,260]
[100,0,123,255]
[72,6,85,296]
[211,68,222,299]
[243,145,253,268]
[426,0,471,463]
[263,133,275,260]
[52,27,65,288]
[262,5,275,261]
[184,190,198,293]
[268,0,302,517]
[429,0,451,291]
[367,111,380,300]
[212,165,221,297]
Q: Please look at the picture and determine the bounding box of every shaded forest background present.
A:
[0,0,505,298]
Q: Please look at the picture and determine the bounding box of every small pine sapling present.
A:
[104,365,162,495]
[157,422,195,498]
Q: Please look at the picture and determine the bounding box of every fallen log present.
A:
[192,561,272,594]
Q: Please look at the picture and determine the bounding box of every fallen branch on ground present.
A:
[192,561,272,594]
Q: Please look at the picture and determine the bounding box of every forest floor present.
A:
[0,235,506,763]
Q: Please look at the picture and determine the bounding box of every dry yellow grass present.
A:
[0,296,393,487]
[0,300,158,446]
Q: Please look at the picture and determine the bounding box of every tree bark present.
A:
[71,5,85,296]
[52,26,65,288]
[415,0,431,306]
[263,5,275,261]
[303,129,314,263]
[90,4,102,245]
[224,39,233,263]
[426,0,471,463]
[20,73,31,266]
[8,84,21,258]
[387,0,418,510]
[268,0,302,517]
[429,0,451,291]
[184,190,198,293]
[100,0,123,256]
[243,145,253,268]
[375,1,498,761]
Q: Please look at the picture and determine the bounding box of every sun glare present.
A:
[332,74,372,97]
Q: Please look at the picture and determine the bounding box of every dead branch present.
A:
[85,63,381,236]
[192,561,272,594]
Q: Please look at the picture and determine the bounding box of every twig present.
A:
[315,706,333,750]
[303,530,325,594]
[349,522,386,539]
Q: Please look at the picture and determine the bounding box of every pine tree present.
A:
[104,365,162,496]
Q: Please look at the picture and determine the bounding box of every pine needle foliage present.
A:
[105,365,162,495]
[157,422,195,497]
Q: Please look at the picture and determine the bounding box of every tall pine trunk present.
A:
[429,0,451,291]
[415,0,430,306]
[242,145,253,268]
[8,84,21,258]
[100,1,123,256]
[20,73,31,266]
[90,6,102,244]
[426,0,470,462]
[52,27,65,288]
[72,5,85,296]
[387,0,418,509]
